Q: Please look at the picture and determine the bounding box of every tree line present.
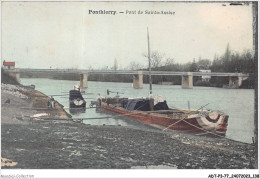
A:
[131,44,255,88]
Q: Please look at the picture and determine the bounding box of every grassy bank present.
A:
[1,68,20,85]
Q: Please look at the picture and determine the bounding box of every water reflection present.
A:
[69,108,86,115]
[83,108,129,126]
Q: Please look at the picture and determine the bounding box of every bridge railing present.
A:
[16,68,250,77]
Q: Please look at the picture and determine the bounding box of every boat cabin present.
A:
[102,97,169,111]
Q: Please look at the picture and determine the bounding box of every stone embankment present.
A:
[1,84,256,169]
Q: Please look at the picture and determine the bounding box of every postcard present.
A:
[1,1,258,179]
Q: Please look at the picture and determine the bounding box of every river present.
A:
[20,78,255,144]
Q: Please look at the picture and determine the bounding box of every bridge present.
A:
[6,68,250,89]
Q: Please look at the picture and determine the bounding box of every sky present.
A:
[1,1,253,69]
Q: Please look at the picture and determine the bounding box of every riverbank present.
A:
[1,84,256,169]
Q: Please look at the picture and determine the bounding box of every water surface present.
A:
[20,78,255,144]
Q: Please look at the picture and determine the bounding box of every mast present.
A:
[147,27,152,96]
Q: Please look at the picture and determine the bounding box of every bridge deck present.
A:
[13,68,250,77]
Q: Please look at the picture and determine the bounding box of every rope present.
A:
[182,119,225,138]
[20,107,97,110]
[122,102,216,136]
[23,103,225,138]
[162,112,225,138]
[134,101,150,110]
[20,107,58,110]
[24,98,223,137]
[63,107,97,110]
[162,103,210,131]
[162,116,186,131]
[24,109,145,121]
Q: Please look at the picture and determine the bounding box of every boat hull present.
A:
[101,104,228,136]
[69,90,86,109]
[69,101,86,109]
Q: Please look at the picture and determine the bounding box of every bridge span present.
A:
[17,68,249,77]
[7,68,250,89]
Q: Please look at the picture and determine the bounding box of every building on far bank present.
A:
[198,65,211,82]
[3,61,15,70]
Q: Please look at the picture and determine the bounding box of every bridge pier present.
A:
[228,73,243,88]
[181,72,193,89]
[132,71,143,89]
[79,73,88,91]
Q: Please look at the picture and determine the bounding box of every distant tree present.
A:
[128,61,143,70]
[223,43,231,62]
[164,58,175,66]
[211,46,254,74]
[113,59,118,71]
[143,51,164,68]
[213,53,219,61]
[197,59,211,66]
[189,59,198,72]
[1,68,20,85]
[150,51,164,68]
